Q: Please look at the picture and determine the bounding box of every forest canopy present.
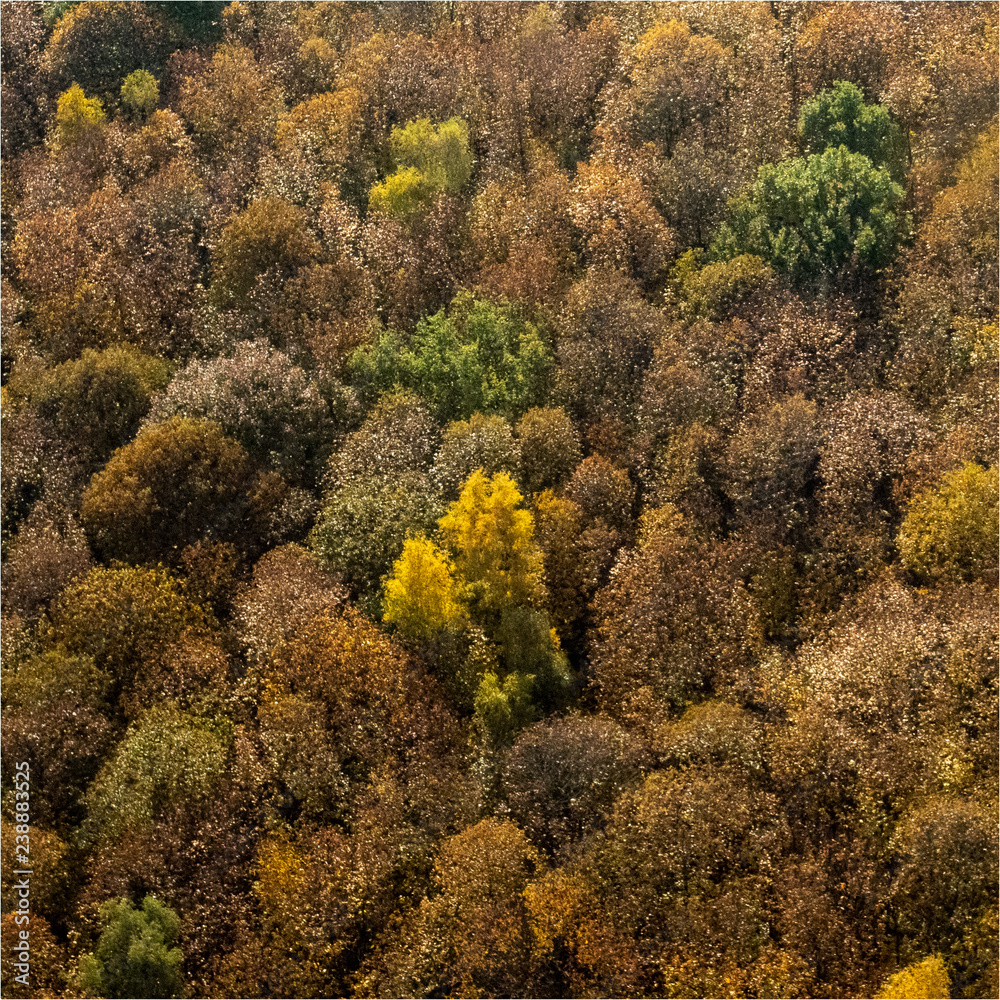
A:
[1,2,997,999]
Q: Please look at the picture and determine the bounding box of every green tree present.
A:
[799,80,906,177]
[473,669,537,746]
[671,250,777,322]
[78,895,184,999]
[84,706,230,843]
[351,294,552,424]
[897,463,999,583]
[392,117,473,193]
[369,117,473,219]
[120,69,159,119]
[711,146,907,287]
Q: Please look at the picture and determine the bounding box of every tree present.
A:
[1,2,48,158]
[622,19,733,156]
[78,895,184,999]
[12,182,202,362]
[893,124,999,403]
[52,83,106,147]
[147,340,331,485]
[875,955,950,1000]
[45,1,174,102]
[502,714,645,855]
[563,454,635,535]
[362,819,540,998]
[2,503,93,621]
[263,608,464,805]
[583,764,786,995]
[79,417,261,564]
[569,159,675,290]
[350,293,552,423]
[1,648,116,831]
[83,706,230,844]
[471,151,576,308]
[265,87,373,208]
[5,345,172,471]
[473,668,537,747]
[671,250,778,322]
[369,117,473,219]
[233,543,347,666]
[120,69,159,119]
[799,80,906,177]
[211,198,320,308]
[383,537,468,641]
[589,506,751,726]
[795,1,909,103]
[310,474,442,609]
[818,391,932,570]
[889,795,999,972]
[438,469,545,614]
[324,390,439,488]
[431,412,521,498]
[555,267,663,433]
[711,145,908,288]
[47,564,212,695]
[177,43,283,164]
[515,406,581,495]
[532,489,619,652]
[897,463,999,584]
[723,394,823,540]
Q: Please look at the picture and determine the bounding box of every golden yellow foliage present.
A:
[53,84,105,147]
[254,836,306,917]
[876,954,951,999]
[382,536,468,640]
[439,470,545,612]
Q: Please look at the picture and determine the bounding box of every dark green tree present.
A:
[711,146,907,288]
[78,895,184,999]
[798,80,906,178]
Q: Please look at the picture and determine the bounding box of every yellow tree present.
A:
[52,83,106,147]
[897,463,999,583]
[382,537,468,641]
[438,470,545,613]
[875,955,950,1000]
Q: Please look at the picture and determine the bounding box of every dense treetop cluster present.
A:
[1,2,997,998]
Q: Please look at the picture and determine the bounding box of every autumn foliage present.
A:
[1,3,997,999]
